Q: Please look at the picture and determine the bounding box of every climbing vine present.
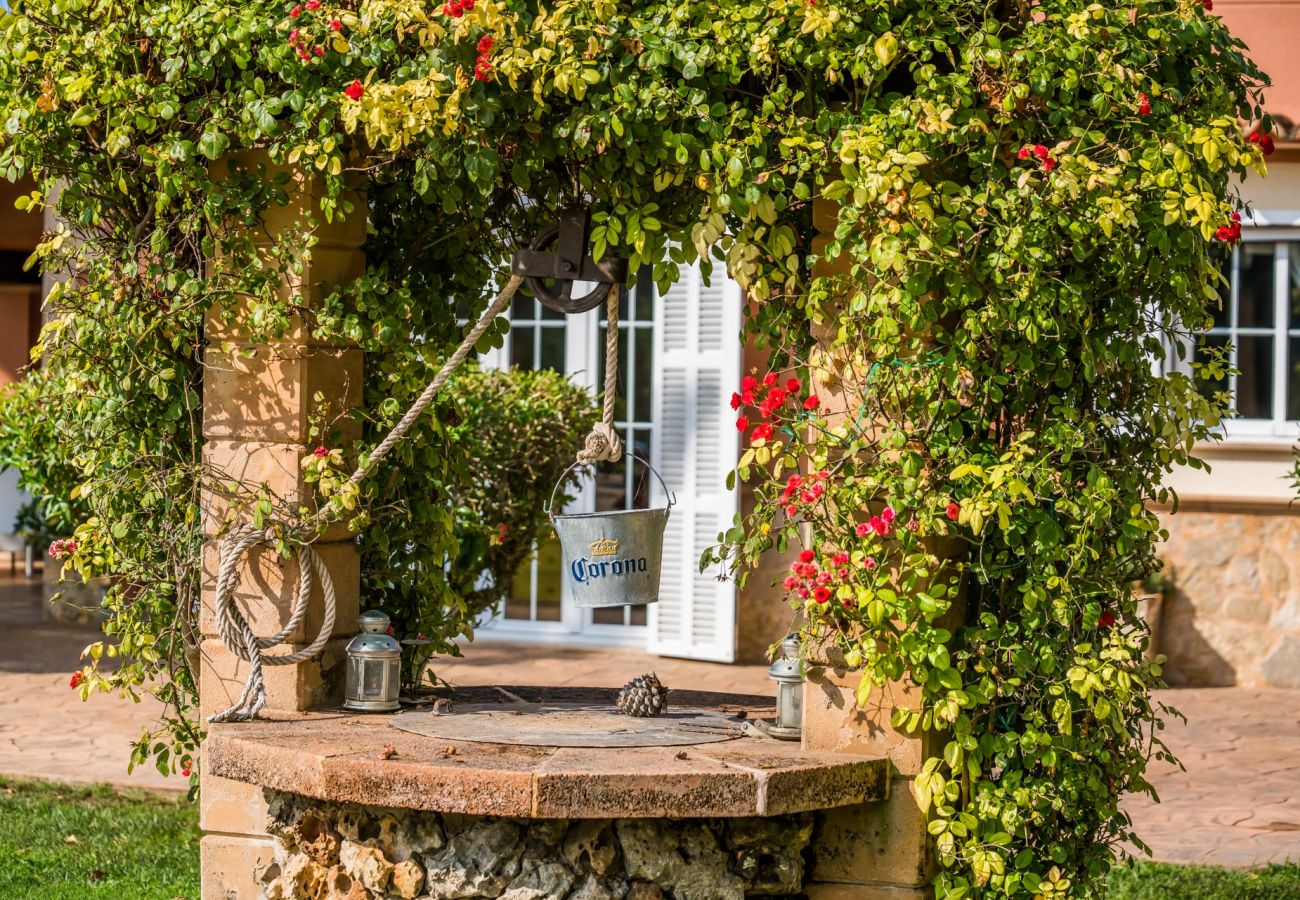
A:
[0,0,1267,894]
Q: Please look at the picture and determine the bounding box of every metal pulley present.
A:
[510,208,629,314]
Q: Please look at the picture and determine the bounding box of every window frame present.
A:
[1180,228,1300,443]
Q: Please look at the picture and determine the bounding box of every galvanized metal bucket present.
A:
[547,455,675,609]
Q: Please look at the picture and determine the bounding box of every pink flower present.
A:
[305,0,320,8]
[783,575,799,590]
[344,79,364,101]
[855,522,871,538]
[946,502,960,521]
[880,507,896,524]
[330,18,343,31]
[786,504,798,518]
[1137,92,1151,116]
[289,4,301,18]
[906,517,920,532]
[314,445,329,458]
[868,515,891,537]
[863,556,877,570]
[313,45,325,57]
[1018,146,1032,160]
[288,28,300,42]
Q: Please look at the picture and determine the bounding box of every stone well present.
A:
[198,168,936,899]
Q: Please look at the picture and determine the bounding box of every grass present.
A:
[1,775,1297,900]
[1106,860,1300,899]
[0,776,199,900]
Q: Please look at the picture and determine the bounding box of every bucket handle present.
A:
[547,454,676,520]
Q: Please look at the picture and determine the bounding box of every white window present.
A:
[1188,233,1300,440]
[477,262,743,657]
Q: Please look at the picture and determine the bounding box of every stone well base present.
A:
[260,791,814,900]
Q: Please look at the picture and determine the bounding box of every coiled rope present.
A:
[208,274,623,722]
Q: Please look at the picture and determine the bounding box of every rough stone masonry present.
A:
[260,791,818,900]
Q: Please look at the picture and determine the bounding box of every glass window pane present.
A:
[505,554,533,620]
[1289,245,1300,331]
[614,326,630,422]
[1211,249,1231,329]
[1238,245,1275,328]
[511,293,535,320]
[618,285,630,321]
[1235,335,1274,419]
[634,327,653,423]
[1288,337,1300,421]
[534,536,562,621]
[1194,334,1230,401]
[629,603,648,626]
[592,606,624,625]
[510,326,535,370]
[631,428,653,509]
[540,326,566,372]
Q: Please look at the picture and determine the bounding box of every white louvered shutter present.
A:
[647,261,741,662]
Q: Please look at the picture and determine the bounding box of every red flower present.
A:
[803,395,820,412]
[69,672,84,688]
[496,522,508,543]
[751,423,775,442]
[868,515,891,537]
[729,392,743,410]
[289,4,301,18]
[477,34,495,54]
[741,374,758,392]
[1033,144,1049,160]
[474,57,492,81]
[735,415,750,432]
[813,586,831,603]
[880,506,896,524]
[182,768,192,777]
[783,575,799,590]
[1018,146,1032,160]
[1099,610,1117,628]
[305,0,320,8]
[344,79,364,101]
[288,27,300,42]
[1042,157,1057,172]
[799,549,815,564]
[855,522,871,538]
[330,18,343,31]
[1202,0,1212,9]
[1250,130,1275,156]
[314,445,329,458]
[47,540,61,558]
[785,377,801,393]
[313,45,325,57]
[761,372,777,387]
[1137,92,1151,116]
[946,502,960,520]
[832,552,849,566]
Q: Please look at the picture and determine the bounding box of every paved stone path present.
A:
[1,578,1297,866]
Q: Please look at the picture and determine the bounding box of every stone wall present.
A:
[259,791,817,900]
[1157,507,1300,689]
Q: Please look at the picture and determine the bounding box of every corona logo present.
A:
[589,538,620,557]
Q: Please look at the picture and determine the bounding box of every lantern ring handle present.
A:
[546,453,675,520]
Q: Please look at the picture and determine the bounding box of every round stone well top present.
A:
[206,686,888,819]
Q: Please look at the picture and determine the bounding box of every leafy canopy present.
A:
[0,0,1267,895]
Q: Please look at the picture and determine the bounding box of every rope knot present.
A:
[576,422,623,465]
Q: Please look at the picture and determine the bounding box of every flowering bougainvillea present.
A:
[0,0,1268,893]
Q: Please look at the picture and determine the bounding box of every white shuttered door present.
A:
[647,262,741,662]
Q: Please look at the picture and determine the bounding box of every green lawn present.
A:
[1,775,1297,900]
[1107,860,1300,900]
[0,777,199,900]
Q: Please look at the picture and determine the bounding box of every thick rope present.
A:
[208,275,524,723]
[575,287,623,465]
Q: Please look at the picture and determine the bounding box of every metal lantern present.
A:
[767,633,804,741]
[343,610,402,712]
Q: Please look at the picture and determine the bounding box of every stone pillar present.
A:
[198,151,366,900]
[801,195,957,900]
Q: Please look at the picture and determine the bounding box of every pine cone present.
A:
[616,673,669,718]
